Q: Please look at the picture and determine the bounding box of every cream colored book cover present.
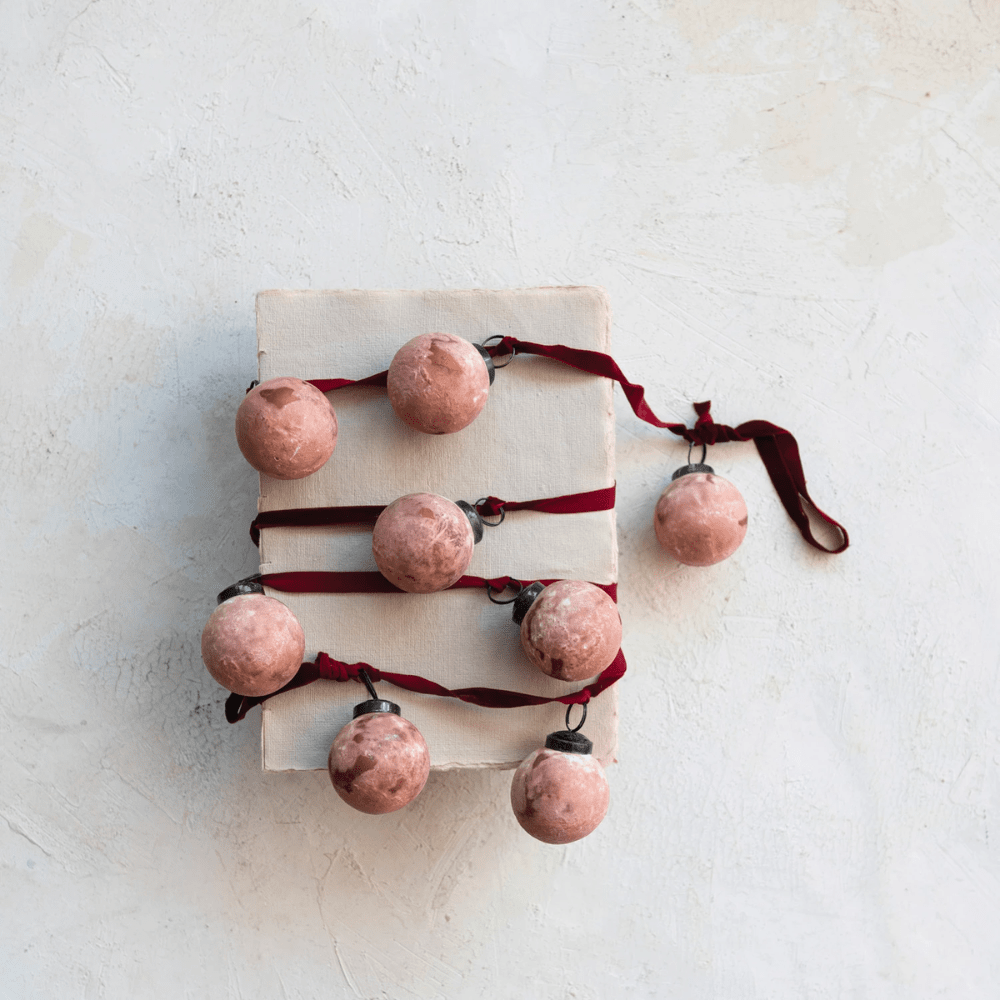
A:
[255,287,618,770]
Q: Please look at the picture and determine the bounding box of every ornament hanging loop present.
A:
[565,701,588,733]
[545,704,594,755]
[357,667,379,702]
[481,335,516,369]
[672,440,714,480]
[486,579,523,605]
[352,667,401,718]
[474,498,506,527]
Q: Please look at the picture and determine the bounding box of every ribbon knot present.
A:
[315,653,381,684]
[476,496,506,518]
[683,399,754,448]
[488,336,517,356]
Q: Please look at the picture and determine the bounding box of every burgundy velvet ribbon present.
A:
[291,339,847,553]
[225,572,623,722]
[259,572,617,601]
[306,371,389,392]
[225,647,627,724]
[487,338,848,554]
[249,485,616,546]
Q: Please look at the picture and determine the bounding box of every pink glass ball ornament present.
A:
[503,579,622,682]
[372,492,488,594]
[235,376,339,480]
[653,449,748,567]
[386,332,495,435]
[327,670,431,815]
[201,577,305,697]
[510,706,610,845]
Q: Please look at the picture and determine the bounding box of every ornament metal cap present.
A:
[474,343,496,386]
[511,581,546,625]
[543,702,593,754]
[671,462,714,480]
[217,574,265,604]
[454,500,484,544]
[480,335,516,378]
[544,729,594,754]
[352,667,401,718]
[353,699,401,719]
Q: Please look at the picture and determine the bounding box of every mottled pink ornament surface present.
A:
[235,376,338,480]
[520,580,622,681]
[372,492,474,593]
[328,712,430,814]
[510,748,610,844]
[201,593,305,697]
[387,333,490,434]
[653,472,748,566]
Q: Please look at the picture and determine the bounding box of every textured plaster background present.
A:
[3,1,1000,997]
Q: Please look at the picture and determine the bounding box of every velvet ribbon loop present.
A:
[259,571,617,601]
[224,647,627,723]
[248,485,616,546]
[486,338,848,554]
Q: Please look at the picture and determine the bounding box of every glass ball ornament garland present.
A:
[208,324,850,847]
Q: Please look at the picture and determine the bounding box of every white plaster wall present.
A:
[3,1,999,997]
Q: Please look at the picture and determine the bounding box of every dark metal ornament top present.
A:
[480,335,516,370]
[456,498,507,543]
[671,440,713,480]
[455,500,484,543]
[511,581,545,625]
[353,699,401,719]
[671,463,715,480]
[353,667,401,718]
[217,574,265,604]
[474,344,496,386]
[544,729,594,754]
[544,701,593,754]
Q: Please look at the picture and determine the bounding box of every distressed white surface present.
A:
[3,1,1000,998]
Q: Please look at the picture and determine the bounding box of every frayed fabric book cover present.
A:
[255,287,618,770]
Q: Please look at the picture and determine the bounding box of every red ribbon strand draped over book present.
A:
[227,334,846,729]
[249,485,616,545]
[479,338,849,554]
[258,573,617,599]
[225,575,624,723]
[226,648,628,724]
[298,339,849,555]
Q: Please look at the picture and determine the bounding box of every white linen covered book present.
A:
[255,286,619,770]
